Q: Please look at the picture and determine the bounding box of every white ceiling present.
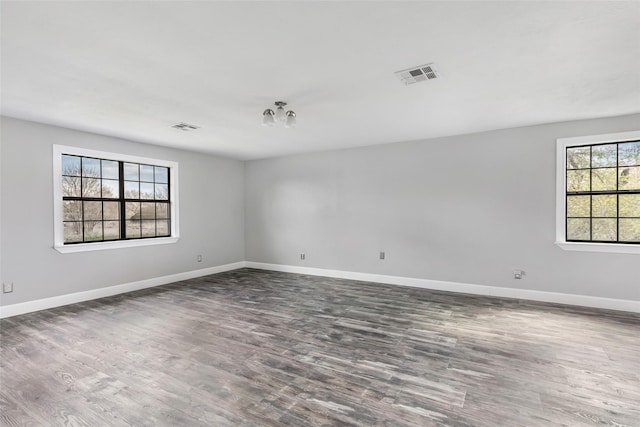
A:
[2,1,639,160]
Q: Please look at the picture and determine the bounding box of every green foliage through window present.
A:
[566,141,640,243]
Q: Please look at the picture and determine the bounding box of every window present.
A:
[53,145,179,253]
[556,131,640,254]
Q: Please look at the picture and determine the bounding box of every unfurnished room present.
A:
[1,1,639,426]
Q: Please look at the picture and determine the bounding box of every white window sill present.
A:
[555,241,640,254]
[55,237,179,254]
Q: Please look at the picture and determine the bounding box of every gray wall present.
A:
[0,116,245,305]
[3,113,639,307]
[245,113,640,301]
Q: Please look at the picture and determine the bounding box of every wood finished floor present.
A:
[1,269,639,427]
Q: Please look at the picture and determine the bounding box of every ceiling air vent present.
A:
[172,122,199,131]
[395,63,439,85]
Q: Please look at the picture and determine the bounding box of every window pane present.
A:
[155,184,169,200]
[84,222,102,241]
[126,202,140,220]
[124,181,139,198]
[563,140,640,245]
[592,219,617,241]
[103,221,120,240]
[619,141,640,167]
[619,194,640,218]
[140,183,154,199]
[60,152,172,246]
[156,203,169,219]
[141,220,156,237]
[124,163,139,181]
[619,166,640,191]
[83,201,102,221]
[155,166,169,184]
[62,155,81,176]
[567,147,590,169]
[82,178,101,197]
[566,195,590,217]
[126,220,141,238]
[141,202,155,219]
[592,195,617,217]
[567,218,590,240]
[102,179,119,198]
[140,165,154,182]
[591,168,616,191]
[619,219,640,242]
[591,144,617,168]
[103,201,120,220]
[157,220,170,236]
[63,222,83,243]
[62,176,81,197]
[82,158,101,177]
[567,170,590,192]
[63,200,82,221]
[102,160,119,179]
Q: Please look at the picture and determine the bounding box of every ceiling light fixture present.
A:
[263,101,296,128]
[172,122,199,131]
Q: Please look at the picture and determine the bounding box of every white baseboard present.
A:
[0,261,247,319]
[245,262,640,313]
[3,260,638,318]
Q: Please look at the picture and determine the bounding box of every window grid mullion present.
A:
[589,146,593,241]
[119,161,126,240]
[168,169,172,236]
[616,143,620,242]
[80,158,85,242]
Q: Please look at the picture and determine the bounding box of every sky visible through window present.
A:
[62,154,170,243]
[565,141,640,243]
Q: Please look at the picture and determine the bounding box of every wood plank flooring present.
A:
[1,268,639,426]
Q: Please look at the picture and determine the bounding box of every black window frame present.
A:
[61,154,172,245]
[565,140,640,244]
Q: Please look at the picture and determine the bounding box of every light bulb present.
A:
[284,111,296,128]
[262,109,275,127]
[275,105,286,122]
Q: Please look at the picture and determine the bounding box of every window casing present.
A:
[556,131,640,254]
[53,145,179,253]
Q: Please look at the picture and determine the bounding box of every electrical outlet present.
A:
[379,251,385,260]
[513,270,525,280]
[300,253,305,260]
[197,255,202,262]
[3,282,14,293]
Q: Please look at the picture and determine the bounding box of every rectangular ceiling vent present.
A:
[172,122,199,131]
[395,63,439,85]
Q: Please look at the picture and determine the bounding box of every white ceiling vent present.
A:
[395,63,439,85]
[171,122,199,131]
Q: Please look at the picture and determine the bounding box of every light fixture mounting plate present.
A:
[171,122,200,131]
